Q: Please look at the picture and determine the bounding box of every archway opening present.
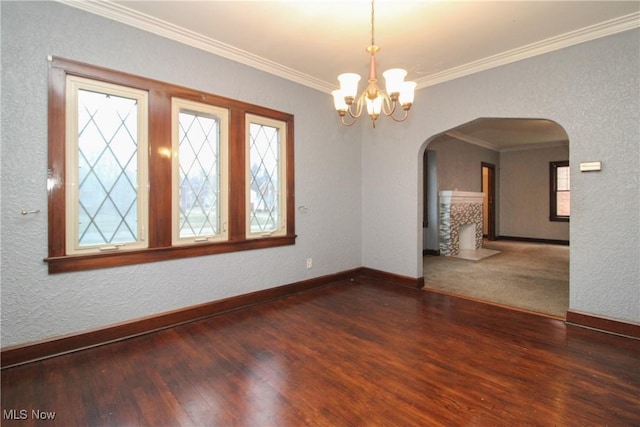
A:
[420,117,570,319]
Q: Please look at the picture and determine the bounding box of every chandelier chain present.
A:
[331,0,416,127]
[370,0,375,47]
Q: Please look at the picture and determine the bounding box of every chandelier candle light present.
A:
[332,0,416,128]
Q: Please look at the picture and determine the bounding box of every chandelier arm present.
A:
[347,104,360,119]
[388,108,410,123]
[380,94,396,117]
[340,115,359,126]
[347,93,366,119]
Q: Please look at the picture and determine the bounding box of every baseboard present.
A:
[422,249,440,256]
[1,268,362,369]
[497,236,569,246]
[358,267,424,289]
[566,310,640,340]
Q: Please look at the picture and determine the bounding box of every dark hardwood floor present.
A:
[2,277,639,426]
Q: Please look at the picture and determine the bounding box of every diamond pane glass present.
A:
[249,123,279,233]
[178,110,220,238]
[76,89,139,246]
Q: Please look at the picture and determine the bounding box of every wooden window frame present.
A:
[245,114,288,239]
[46,57,295,274]
[171,98,230,246]
[64,75,150,255]
[549,160,570,222]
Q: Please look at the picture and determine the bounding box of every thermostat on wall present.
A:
[580,161,602,172]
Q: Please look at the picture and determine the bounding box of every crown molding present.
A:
[57,1,638,94]
[499,140,569,153]
[56,0,335,93]
[446,130,569,153]
[445,131,499,151]
[416,12,640,89]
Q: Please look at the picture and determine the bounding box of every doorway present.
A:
[421,117,570,318]
[481,162,496,240]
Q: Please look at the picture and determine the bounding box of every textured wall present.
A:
[423,151,439,251]
[0,2,362,347]
[424,138,500,247]
[1,3,638,350]
[363,29,639,323]
[428,138,500,194]
[500,145,570,240]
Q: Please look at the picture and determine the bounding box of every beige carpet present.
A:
[423,240,569,318]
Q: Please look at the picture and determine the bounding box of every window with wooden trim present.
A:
[172,99,229,245]
[550,161,570,222]
[46,57,295,273]
[65,76,149,255]
[246,114,287,239]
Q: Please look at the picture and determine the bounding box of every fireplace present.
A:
[439,191,484,256]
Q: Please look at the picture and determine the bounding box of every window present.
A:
[47,57,295,273]
[65,76,149,255]
[246,115,287,238]
[172,99,229,245]
[550,161,570,222]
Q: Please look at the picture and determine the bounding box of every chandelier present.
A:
[331,0,416,128]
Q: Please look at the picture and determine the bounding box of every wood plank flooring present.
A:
[2,277,639,426]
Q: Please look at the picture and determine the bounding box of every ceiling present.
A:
[63,0,639,150]
[433,118,569,152]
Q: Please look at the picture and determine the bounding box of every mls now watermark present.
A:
[3,409,57,420]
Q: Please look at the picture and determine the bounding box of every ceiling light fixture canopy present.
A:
[332,0,416,128]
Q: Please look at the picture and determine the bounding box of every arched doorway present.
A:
[420,118,570,319]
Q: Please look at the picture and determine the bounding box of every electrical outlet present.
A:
[306,258,313,269]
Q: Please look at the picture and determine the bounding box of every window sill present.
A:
[44,235,297,274]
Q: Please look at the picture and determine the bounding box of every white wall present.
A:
[428,138,499,194]
[363,29,639,323]
[500,145,570,240]
[422,138,499,250]
[423,151,439,251]
[0,2,362,347]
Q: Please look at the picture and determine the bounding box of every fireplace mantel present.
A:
[439,191,484,205]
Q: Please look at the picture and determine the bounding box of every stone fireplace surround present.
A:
[439,191,484,256]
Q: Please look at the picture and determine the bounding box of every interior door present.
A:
[481,163,496,240]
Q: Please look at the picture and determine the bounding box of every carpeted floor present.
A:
[423,240,569,318]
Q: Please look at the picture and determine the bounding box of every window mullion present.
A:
[227,109,246,242]
[147,90,173,248]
